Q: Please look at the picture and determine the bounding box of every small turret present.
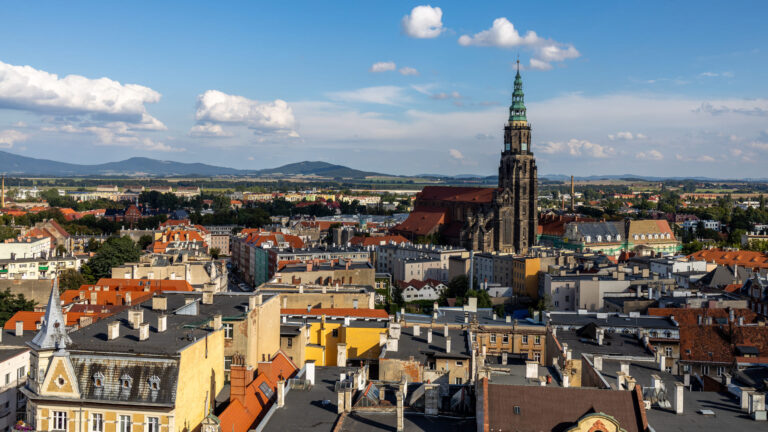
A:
[30,279,72,350]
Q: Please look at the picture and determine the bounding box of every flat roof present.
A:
[548,312,677,330]
[383,327,469,361]
[557,330,653,358]
[404,308,545,329]
[340,412,475,432]
[261,366,347,432]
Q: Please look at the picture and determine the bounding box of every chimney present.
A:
[305,360,316,385]
[446,337,451,353]
[427,328,432,343]
[722,373,732,387]
[125,292,132,305]
[202,291,214,305]
[396,391,404,432]
[139,322,149,341]
[353,299,358,309]
[593,356,603,371]
[502,352,508,365]
[386,337,399,352]
[379,332,387,347]
[277,379,286,408]
[213,314,222,330]
[128,308,144,329]
[414,325,420,336]
[108,321,120,340]
[674,382,684,414]
[90,292,98,305]
[158,314,167,332]
[506,315,511,323]
[152,296,167,311]
[525,361,538,379]
[597,329,604,346]
[444,324,449,337]
[620,361,630,376]
[249,294,262,310]
[337,343,347,366]
[15,321,23,337]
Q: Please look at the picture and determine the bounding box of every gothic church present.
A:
[393,64,538,253]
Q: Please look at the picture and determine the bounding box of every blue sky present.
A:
[0,1,766,177]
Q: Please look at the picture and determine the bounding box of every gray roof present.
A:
[547,312,677,330]
[557,330,652,358]
[340,412,475,432]
[403,307,545,329]
[0,347,29,362]
[570,221,623,239]
[71,354,178,406]
[384,327,470,361]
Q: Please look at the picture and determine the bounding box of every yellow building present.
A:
[23,284,226,432]
[280,308,389,366]
[511,256,541,299]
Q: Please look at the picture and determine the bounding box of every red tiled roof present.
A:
[281,308,389,319]
[687,248,768,269]
[417,186,495,203]
[392,209,446,237]
[4,311,94,331]
[246,231,304,249]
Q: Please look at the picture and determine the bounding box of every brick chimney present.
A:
[152,296,167,311]
[230,355,252,407]
[157,314,167,332]
[108,321,120,340]
[139,322,149,341]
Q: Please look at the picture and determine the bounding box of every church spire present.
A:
[509,59,528,126]
[30,279,72,350]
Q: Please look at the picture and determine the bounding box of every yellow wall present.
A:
[303,320,385,366]
[513,257,540,299]
[175,329,225,432]
[246,296,281,367]
[35,405,172,432]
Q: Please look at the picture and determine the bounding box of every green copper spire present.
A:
[509,59,527,124]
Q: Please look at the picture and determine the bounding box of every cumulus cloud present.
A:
[449,148,465,160]
[608,131,647,140]
[189,123,233,138]
[458,18,579,70]
[539,139,614,158]
[195,90,297,136]
[399,67,419,76]
[370,61,396,73]
[401,5,444,38]
[327,86,407,105]
[0,129,28,148]
[0,60,163,127]
[635,150,664,160]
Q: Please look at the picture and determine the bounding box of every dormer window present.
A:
[148,375,161,391]
[585,235,591,243]
[616,235,621,241]
[606,235,611,242]
[596,235,602,242]
[93,372,105,388]
[120,374,133,390]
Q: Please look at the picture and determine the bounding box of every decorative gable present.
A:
[40,352,81,398]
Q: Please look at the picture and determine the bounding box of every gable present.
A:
[41,353,81,398]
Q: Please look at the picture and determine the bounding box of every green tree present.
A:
[0,225,18,242]
[83,236,142,282]
[0,289,36,327]
[465,289,492,308]
[210,247,221,259]
[138,234,154,250]
[59,269,88,292]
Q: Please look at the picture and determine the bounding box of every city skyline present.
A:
[0,1,766,177]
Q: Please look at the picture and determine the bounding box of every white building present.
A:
[399,280,446,302]
[376,243,466,283]
[649,257,708,278]
[682,219,721,232]
[0,347,30,431]
[0,237,51,260]
[0,256,85,280]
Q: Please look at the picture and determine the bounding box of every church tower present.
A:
[496,61,538,253]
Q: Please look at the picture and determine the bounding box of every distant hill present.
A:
[0,151,385,178]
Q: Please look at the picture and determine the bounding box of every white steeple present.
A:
[29,279,72,350]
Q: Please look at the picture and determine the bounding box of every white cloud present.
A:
[0,129,28,148]
[399,67,419,76]
[370,61,396,73]
[449,148,465,160]
[431,91,461,100]
[458,18,579,70]
[539,139,614,158]
[0,60,163,126]
[608,131,646,140]
[401,5,444,39]
[675,154,715,162]
[189,123,234,138]
[195,90,297,135]
[635,150,664,160]
[327,86,407,105]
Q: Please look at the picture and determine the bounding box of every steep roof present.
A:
[416,186,495,203]
[628,219,676,240]
[392,209,446,237]
[349,235,409,247]
[29,280,72,350]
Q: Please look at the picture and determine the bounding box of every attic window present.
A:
[120,374,133,390]
[93,372,105,388]
[148,375,161,391]
[513,406,521,415]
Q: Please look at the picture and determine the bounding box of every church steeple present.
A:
[509,59,528,126]
[30,279,72,350]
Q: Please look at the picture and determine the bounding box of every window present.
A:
[702,365,710,375]
[665,347,673,357]
[148,376,161,391]
[456,361,463,366]
[119,416,131,432]
[490,334,496,344]
[716,366,724,377]
[332,329,339,337]
[533,352,541,362]
[17,366,25,380]
[53,411,67,431]
[91,413,103,432]
[522,335,528,344]
[513,406,521,415]
[534,335,541,345]
[223,323,233,339]
[146,417,159,432]
[287,338,293,348]
[93,372,105,388]
[454,377,462,385]
[120,374,133,390]
[224,356,232,372]
[502,334,509,344]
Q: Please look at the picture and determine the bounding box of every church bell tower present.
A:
[496,60,538,253]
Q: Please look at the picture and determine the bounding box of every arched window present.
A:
[120,374,133,390]
[93,372,105,388]
[148,375,161,391]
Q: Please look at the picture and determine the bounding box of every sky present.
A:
[0,1,767,178]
